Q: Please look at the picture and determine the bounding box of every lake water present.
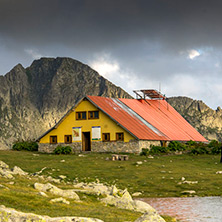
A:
[140,197,222,222]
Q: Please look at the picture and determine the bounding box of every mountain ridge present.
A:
[0,57,222,149]
[0,57,131,149]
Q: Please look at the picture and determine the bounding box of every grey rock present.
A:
[0,161,9,169]
[134,212,166,222]
[0,205,104,221]
[0,168,14,179]
[0,57,131,149]
[50,197,70,205]
[181,190,196,195]
[11,166,28,176]
[34,182,79,200]
[132,192,142,197]
[38,191,48,197]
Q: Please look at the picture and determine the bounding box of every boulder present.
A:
[181,190,196,195]
[110,185,119,196]
[120,189,133,202]
[0,168,14,179]
[132,192,142,197]
[34,182,54,192]
[0,184,9,190]
[38,191,48,197]
[34,182,80,200]
[101,195,135,211]
[11,166,28,176]
[59,175,67,180]
[0,161,9,169]
[79,182,111,196]
[133,200,156,213]
[136,161,143,165]
[134,212,166,222]
[182,180,198,184]
[50,197,70,205]
[0,205,104,221]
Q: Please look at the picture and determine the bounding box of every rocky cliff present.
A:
[167,97,222,141]
[1,57,222,150]
[0,57,131,149]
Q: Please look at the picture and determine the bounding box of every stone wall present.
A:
[91,140,140,153]
[38,140,161,154]
[38,143,82,153]
[139,140,161,150]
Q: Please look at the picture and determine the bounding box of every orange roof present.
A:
[87,95,207,142]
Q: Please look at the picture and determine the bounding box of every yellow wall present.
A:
[39,99,135,144]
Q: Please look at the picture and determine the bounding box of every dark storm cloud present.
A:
[1,0,222,51]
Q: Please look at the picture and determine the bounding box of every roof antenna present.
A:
[158,82,161,110]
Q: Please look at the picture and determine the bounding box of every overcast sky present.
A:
[1,0,222,109]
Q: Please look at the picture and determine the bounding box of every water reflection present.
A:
[139,197,222,222]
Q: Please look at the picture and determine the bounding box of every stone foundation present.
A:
[38,143,82,153]
[139,140,161,150]
[38,140,161,154]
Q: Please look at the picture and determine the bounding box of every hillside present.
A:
[0,57,131,149]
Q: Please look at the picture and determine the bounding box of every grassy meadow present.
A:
[0,150,222,221]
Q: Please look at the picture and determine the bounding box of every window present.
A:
[88,111,99,119]
[64,135,72,143]
[116,133,124,141]
[50,136,57,144]
[76,111,87,120]
[102,133,110,142]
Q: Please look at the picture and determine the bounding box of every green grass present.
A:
[1,151,221,197]
[0,176,141,222]
[1,151,221,221]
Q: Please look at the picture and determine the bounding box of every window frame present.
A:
[116,132,124,141]
[88,111,99,119]
[102,133,110,142]
[76,111,87,120]
[50,135,57,144]
[64,135,72,144]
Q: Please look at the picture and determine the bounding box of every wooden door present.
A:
[82,132,91,151]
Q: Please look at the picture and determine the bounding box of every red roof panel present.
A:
[87,96,168,140]
[120,98,207,142]
[87,96,207,142]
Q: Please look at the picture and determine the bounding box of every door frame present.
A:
[82,131,91,151]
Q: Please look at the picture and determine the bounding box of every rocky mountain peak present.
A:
[0,57,131,149]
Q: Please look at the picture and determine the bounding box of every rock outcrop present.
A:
[34,182,80,200]
[0,57,131,149]
[0,205,104,222]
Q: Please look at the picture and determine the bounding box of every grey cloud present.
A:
[1,0,222,108]
[1,0,222,50]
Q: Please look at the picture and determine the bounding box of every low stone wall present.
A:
[38,143,81,153]
[91,140,140,153]
[139,140,161,150]
[38,140,161,154]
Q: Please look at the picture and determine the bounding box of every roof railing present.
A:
[133,89,166,100]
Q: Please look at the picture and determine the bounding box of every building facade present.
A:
[38,91,207,153]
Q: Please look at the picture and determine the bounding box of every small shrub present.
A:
[53,145,72,155]
[186,140,197,147]
[12,141,38,151]
[140,148,149,156]
[190,146,209,155]
[62,146,72,154]
[149,145,168,155]
[208,140,221,154]
[168,141,186,151]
